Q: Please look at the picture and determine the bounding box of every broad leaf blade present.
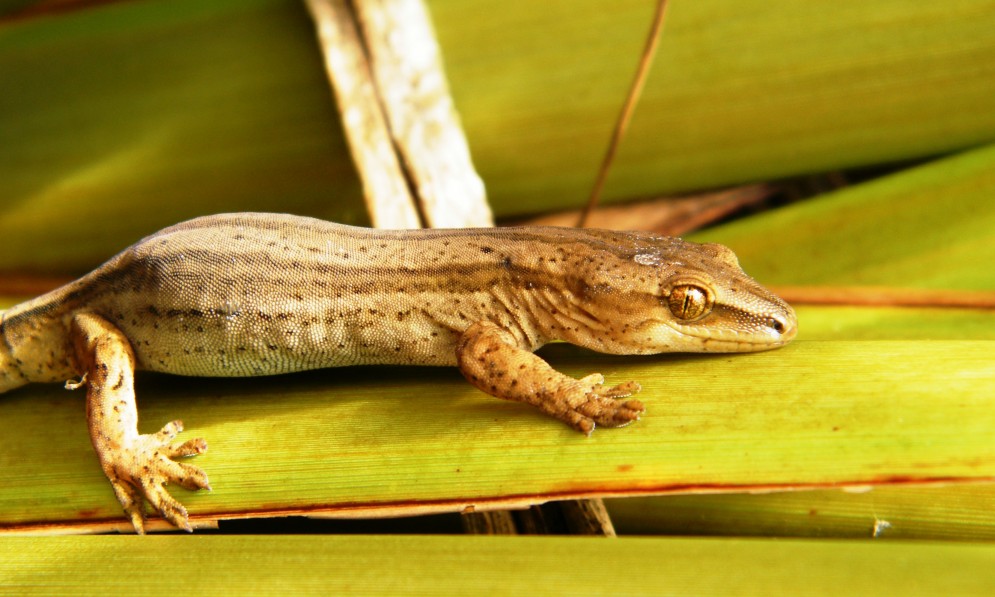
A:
[690,142,995,290]
[2,535,995,595]
[4,0,995,270]
[437,0,995,213]
[608,485,995,541]
[0,338,991,531]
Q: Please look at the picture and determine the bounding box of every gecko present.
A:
[0,212,796,533]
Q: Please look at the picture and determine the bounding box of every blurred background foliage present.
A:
[2,0,994,271]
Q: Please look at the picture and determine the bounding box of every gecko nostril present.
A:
[770,318,786,334]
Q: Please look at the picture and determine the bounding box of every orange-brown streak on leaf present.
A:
[774,286,995,309]
[1,0,132,24]
[5,474,991,535]
[520,184,773,235]
[0,274,72,297]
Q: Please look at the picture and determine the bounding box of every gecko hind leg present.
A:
[456,321,645,435]
[70,312,210,534]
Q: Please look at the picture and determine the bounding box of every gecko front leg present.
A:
[456,321,645,435]
[70,313,210,533]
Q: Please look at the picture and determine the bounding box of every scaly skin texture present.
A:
[0,213,797,533]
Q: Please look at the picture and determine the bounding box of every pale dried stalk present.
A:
[353,0,492,228]
[304,0,421,229]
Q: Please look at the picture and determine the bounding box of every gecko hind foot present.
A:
[103,420,210,534]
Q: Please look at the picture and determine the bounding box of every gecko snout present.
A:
[768,310,798,343]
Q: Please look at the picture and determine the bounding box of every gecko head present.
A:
[565,233,797,355]
[628,240,797,353]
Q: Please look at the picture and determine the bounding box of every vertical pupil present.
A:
[668,285,710,320]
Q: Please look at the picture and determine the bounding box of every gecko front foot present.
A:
[457,321,647,435]
[550,374,645,435]
[98,419,210,534]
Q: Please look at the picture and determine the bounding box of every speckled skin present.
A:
[0,213,796,532]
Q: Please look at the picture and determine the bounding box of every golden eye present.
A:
[667,284,713,321]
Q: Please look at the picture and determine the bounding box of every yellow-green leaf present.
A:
[4,0,995,270]
[607,485,995,541]
[2,535,994,595]
[438,0,995,212]
[690,142,995,290]
[0,338,991,531]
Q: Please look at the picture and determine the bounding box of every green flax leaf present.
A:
[2,535,995,595]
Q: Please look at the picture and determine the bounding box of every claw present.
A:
[141,477,193,532]
[600,381,641,399]
[577,373,605,386]
[164,437,209,459]
[109,479,147,534]
[153,419,184,442]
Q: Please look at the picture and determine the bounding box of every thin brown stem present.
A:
[577,0,670,228]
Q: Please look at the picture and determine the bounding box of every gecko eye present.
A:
[667,284,713,321]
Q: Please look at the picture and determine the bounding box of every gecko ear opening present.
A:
[667,284,713,321]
